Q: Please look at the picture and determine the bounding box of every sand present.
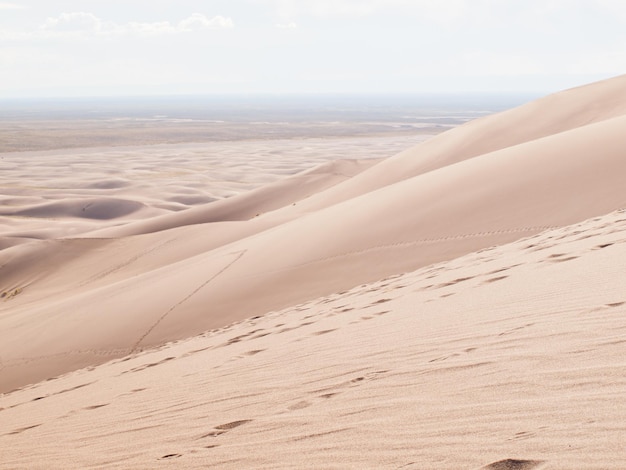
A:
[1,75,626,468]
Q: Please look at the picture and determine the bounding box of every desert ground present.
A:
[1,76,626,469]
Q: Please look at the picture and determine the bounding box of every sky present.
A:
[1,0,625,98]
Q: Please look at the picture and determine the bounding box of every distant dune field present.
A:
[1,77,626,468]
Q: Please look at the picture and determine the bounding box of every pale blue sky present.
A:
[1,0,625,97]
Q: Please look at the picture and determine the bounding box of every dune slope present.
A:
[1,210,625,469]
[1,75,626,393]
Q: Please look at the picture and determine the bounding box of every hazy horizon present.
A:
[1,1,624,99]
[0,91,532,152]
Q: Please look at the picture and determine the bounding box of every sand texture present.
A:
[1,75,626,468]
[1,210,625,468]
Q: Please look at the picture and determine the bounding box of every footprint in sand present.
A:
[439,276,474,288]
[84,404,109,410]
[288,400,312,411]
[507,430,536,441]
[244,349,265,356]
[483,275,509,284]
[546,254,579,263]
[123,356,176,374]
[6,424,42,435]
[199,419,253,438]
[159,453,182,460]
[312,329,338,336]
[479,459,546,470]
[215,420,252,431]
[595,242,614,249]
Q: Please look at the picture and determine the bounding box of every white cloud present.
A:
[121,21,177,36]
[42,12,102,33]
[0,1,25,9]
[11,12,235,40]
[178,13,234,31]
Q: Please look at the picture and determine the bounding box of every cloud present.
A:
[20,12,234,39]
[42,12,102,33]
[178,13,234,31]
[0,1,25,9]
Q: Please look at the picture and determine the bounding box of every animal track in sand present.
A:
[131,249,247,353]
[79,237,176,287]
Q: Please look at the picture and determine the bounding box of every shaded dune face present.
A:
[9,198,145,220]
[1,75,626,394]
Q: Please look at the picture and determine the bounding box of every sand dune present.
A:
[2,75,626,393]
[2,75,626,467]
[1,209,625,468]
[3,197,149,220]
[87,157,382,238]
[0,134,427,246]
